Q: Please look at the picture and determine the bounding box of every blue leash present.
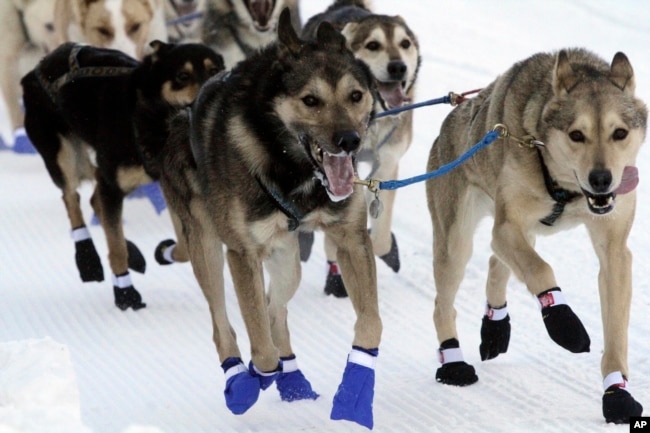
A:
[374,95,454,119]
[357,129,501,192]
[374,89,481,120]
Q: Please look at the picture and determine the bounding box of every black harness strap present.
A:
[536,147,582,226]
[36,45,136,103]
[255,176,303,232]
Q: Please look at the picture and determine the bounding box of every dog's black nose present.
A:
[589,169,613,193]
[387,60,407,80]
[334,130,361,153]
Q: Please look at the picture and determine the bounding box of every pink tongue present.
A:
[322,153,355,199]
[377,82,409,109]
[615,166,639,194]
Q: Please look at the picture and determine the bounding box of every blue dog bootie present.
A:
[276,355,319,402]
[330,346,378,429]
[222,357,261,415]
[12,127,37,154]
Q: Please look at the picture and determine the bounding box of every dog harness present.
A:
[35,44,137,104]
[536,147,582,226]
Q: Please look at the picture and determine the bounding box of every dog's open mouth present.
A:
[580,166,638,215]
[581,190,616,215]
[303,136,355,202]
[377,81,410,109]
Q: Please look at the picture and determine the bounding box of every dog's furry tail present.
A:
[329,0,372,12]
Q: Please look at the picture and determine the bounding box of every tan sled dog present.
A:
[300,0,421,297]
[159,9,383,428]
[426,48,646,424]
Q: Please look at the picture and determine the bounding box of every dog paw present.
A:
[298,231,315,262]
[602,386,643,424]
[126,240,146,273]
[75,238,104,282]
[378,232,400,273]
[324,262,348,297]
[154,239,176,265]
[330,347,378,429]
[276,370,319,402]
[222,358,260,415]
[248,361,281,391]
[113,286,146,311]
[479,310,510,361]
[435,362,478,386]
[539,289,590,353]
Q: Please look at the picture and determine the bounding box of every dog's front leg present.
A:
[491,206,590,354]
[585,203,643,423]
[326,220,382,429]
[265,235,319,402]
[92,180,146,310]
[226,248,281,387]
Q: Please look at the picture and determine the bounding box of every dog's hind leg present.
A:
[326,213,382,429]
[265,234,319,402]
[585,206,643,423]
[92,179,145,310]
[51,138,105,282]
[428,180,482,387]
[154,209,191,265]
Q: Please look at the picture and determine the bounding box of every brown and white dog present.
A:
[54,0,168,60]
[0,0,58,150]
[202,0,302,68]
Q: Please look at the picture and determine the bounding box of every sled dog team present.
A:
[15,0,647,429]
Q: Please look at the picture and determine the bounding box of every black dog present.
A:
[21,41,224,310]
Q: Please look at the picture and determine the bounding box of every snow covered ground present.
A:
[2,1,650,432]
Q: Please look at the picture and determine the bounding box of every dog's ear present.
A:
[610,52,635,94]
[277,7,302,56]
[317,21,347,52]
[148,39,170,62]
[553,50,579,95]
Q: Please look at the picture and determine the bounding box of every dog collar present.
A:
[536,147,582,226]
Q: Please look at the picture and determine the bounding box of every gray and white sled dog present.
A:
[164,0,207,43]
[426,48,647,424]
[201,0,302,68]
[159,8,383,429]
[299,0,421,297]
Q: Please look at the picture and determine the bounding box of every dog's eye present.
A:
[400,39,411,49]
[302,95,319,107]
[176,72,191,84]
[45,22,54,33]
[350,90,363,103]
[612,128,628,141]
[208,67,221,76]
[97,27,112,38]
[569,130,585,142]
[129,23,142,35]
[365,41,380,51]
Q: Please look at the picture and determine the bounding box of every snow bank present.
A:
[0,338,164,433]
